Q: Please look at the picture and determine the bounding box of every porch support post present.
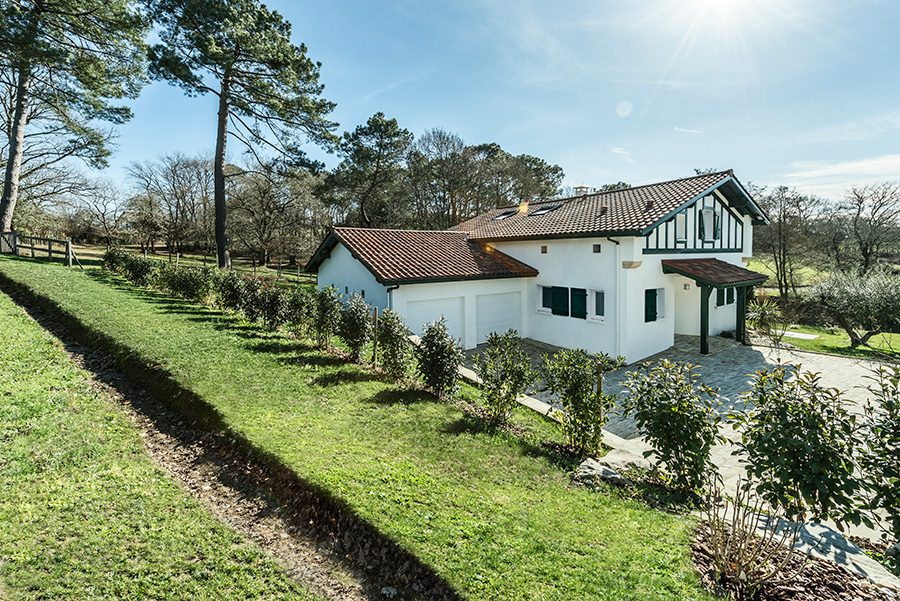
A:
[700,284,712,355]
[736,285,747,344]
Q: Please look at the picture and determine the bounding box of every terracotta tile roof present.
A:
[661,258,768,286]
[453,170,759,241]
[307,227,539,284]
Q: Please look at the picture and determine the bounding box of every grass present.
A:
[0,255,715,601]
[777,323,900,360]
[745,256,823,292]
[69,243,317,284]
[0,282,321,599]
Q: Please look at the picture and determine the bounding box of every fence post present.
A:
[30,237,34,258]
[48,239,52,259]
[66,240,72,268]
[12,231,18,256]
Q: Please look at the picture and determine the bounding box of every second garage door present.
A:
[476,292,521,343]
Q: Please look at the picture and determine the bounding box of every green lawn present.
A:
[0,256,714,601]
[0,280,321,600]
[780,324,900,360]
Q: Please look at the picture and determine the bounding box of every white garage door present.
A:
[406,297,465,343]
[476,292,521,343]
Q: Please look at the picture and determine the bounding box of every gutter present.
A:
[606,237,623,358]
[386,285,399,311]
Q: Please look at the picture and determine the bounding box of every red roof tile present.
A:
[661,258,768,286]
[453,170,758,241]
[308,227,538,284]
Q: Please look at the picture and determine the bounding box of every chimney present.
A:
[573,185,590,197]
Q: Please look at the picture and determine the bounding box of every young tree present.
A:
[0,0,147,231]
[148,0,338,268]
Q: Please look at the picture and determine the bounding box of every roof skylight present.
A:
[528,204,562,216]
[492,209,518,220]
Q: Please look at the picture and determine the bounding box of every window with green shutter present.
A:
[645,288,657,322]
[716,288,725,307]
[551,286,569,316]
[727,287,735,304]
[571,288,587,319]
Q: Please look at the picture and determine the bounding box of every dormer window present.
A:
[529,204,562,216]
[492,209,518,221]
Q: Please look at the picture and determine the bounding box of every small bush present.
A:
[542,349,621,456]
[377,308,413,380]
[474,330,536,425]
[260,283,290,331]
[215,271,246,312]
[622,360,724,491]
[859,365,900,567]
[734,365,865,528]
[313,286,341,349]
[747,297,787,345]
[415,317,463,400]
[285,287,315,338]
[338,293,373,362]
[103,249,159,287]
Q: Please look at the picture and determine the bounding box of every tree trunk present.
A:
[214,76,232,269]
[0,67,32,231]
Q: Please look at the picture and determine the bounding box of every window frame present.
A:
[675,212,687,242]
[589,289,606,322]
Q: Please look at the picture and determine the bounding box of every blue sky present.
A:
[106,0,900,201]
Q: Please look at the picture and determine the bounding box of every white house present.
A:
[306,170,769,362]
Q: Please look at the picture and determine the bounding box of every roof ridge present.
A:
[334,226,467,235]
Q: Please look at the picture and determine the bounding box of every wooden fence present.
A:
[0,231,82,268]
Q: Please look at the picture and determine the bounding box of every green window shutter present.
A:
[714,212,722,240]
[698,212,705,240]
[551,286,569,316]
[716,288,725,307]
[727,287,735,304]
[644,288,657,322]
[571,288,587,319]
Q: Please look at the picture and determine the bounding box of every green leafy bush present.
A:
[103,249,160,287]
[376,308,413,380]
[812,269,900,348]
[156,263,219,303]
[215,270,246,312]
[313,286,341,349]
[542,349,621,456]
[734,365,865,527]
[859,365,900,568]
[338,293,373,362]
[260,283,290,331]
[623,360,724,490]
[474,330,536,425]
[285,287,315,338]
[415,317,463,400]
[240,277,264,323]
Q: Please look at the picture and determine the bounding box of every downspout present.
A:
[386,285,400,311]
[606,237,622,358]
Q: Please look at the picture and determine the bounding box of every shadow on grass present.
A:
[312,368,386,387]
[364,388,434,406]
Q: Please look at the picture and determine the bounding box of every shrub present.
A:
[103,249,159,287]
[215,270,246,312]
[285,286,315,338]
[542,349,621,457]
[240,277,264,323]
[622,360,724,491]
[338,293,373,362]
[733,365,865,528]
[260,283,290,331]
[746,296,787,346]
[415,317,463,400]
[812,269,900,348]
[859,365,900,566]
[474,330,536,425]
[703,476,807,599]
[313,286,341,349]
[376,308,413,380]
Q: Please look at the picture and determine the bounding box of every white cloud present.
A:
[611,147,635,163]
[673,126,703,135]
[803,111,900,143]
[780,154,900,198]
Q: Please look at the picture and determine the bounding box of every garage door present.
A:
[476,292,521,343]
[406,297,465,342]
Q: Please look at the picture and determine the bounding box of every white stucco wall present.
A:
[672,276,738,337]
[390,277,531,350]
[316,242,389,309]
[491,238,620,358]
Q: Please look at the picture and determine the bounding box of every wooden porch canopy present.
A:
[662,258,768,354]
